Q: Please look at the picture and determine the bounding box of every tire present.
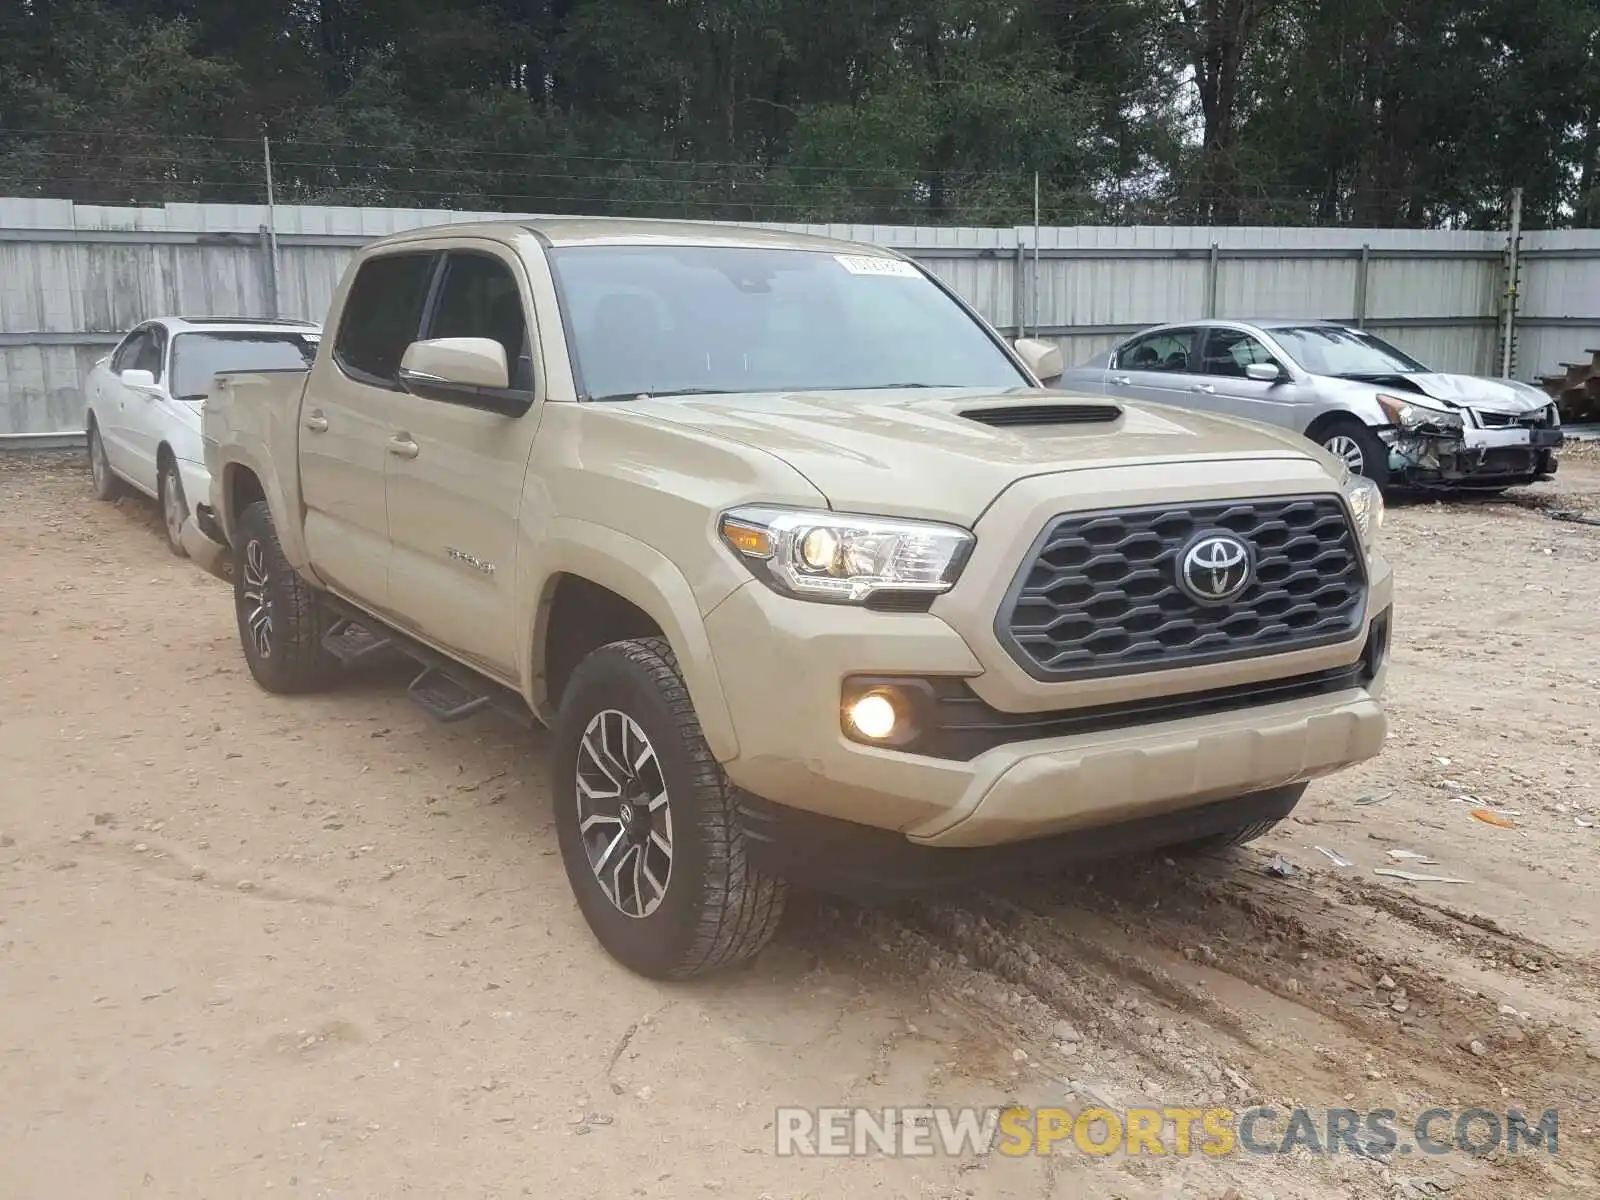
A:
[1313,418,1389,486]
[551,637,787,979]
[87,419,123,501]
[158,458,189,557]
[1167,783,1307,856]
[232,500,338,694]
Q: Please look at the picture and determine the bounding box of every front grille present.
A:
[1477,408,1553,429]
[996,496,1367,681]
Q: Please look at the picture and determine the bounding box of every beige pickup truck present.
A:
[189,218,1392,979]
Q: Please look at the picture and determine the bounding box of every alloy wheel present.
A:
[162,473,184,545]
[575,709,673,918]
[90,431,107,491]
[1324,433,1366,475]
[241,539,273,659]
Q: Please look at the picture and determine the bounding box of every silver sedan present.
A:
[1057,320,1564,491]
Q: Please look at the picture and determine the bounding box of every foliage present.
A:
[1,0,1596,227]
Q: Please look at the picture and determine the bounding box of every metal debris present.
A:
[1386,849,1439,865]
[1314,846,1353,867]
[1375,868,1472,884]
[1264,855,1299,878]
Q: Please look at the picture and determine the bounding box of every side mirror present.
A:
[397,337,530,416]
[1014,337,1064,385]
[120,368,158,390]
[1245,361,1286,383]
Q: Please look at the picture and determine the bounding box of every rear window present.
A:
[168,332,319,400]
[333,252,437,385]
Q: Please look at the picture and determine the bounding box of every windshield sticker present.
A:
[833,254,922,278]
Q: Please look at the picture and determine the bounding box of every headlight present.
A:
[718,506,974,603]
[1376,393,1462,435]
[1345,475,1384,549]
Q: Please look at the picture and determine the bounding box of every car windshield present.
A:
[546,244,1028,399]
[1268,326,1429,377]
[168,331,320,400]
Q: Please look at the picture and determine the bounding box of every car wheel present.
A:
[1315,419,1389,486]
[1167,783,1307,857]
[232,500,337,694]
[158,459,189,557]
[551,637,787,979]
[88,419,123,501]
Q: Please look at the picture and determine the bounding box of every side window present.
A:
[333,252,438,387]
[138,326,167,381]
[1200,328,1277,378]
[112,329,149,373]
[1115,328,1196,373]
[424,252,532,391]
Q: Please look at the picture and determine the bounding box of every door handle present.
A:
[1188,384,1216,393]
[1109,375,1132,387]
[304,410,329,433]
[388,434,420,459]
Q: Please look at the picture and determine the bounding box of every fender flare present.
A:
[218,450,323,584]
[523,517,740,763]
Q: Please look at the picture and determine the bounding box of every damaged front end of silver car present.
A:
[1377,394,1563,490]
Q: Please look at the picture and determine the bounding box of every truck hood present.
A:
[1321,371,1551,415]
[623,387,1327,522]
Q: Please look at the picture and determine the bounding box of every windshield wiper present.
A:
[588,387,732,402]
[174,392,210,401]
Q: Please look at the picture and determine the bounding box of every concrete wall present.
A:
[3,197,1597,440]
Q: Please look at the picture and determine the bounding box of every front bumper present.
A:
[707,567,1393,850]
[1386,423,1563,487]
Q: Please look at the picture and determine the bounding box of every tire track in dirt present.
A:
[797,846,1600,1198]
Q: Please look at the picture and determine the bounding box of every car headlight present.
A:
[1344,475,1384,549]
[718,506,974,603]
[1376,393,1462,435]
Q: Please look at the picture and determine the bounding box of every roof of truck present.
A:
[374,217,905,257]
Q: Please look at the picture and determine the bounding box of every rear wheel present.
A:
[158,459,188,557]
[88,420,122,501]
[1313,418,1389,486]
[551,637,787,979]
[232,500,337,694]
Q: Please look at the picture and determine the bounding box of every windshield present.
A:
[546,245,1029,399]
[1268,326,1429,377]
[169,331,320,399]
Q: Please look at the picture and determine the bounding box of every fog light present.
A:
[846,692,898,740]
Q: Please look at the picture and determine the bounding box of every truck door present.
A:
[301,250,438,609]
[381,244,543,679]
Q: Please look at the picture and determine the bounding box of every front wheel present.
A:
[159,460,189,557]
[551,637,787,979]
[232,500,337,694]
[1313,418,1389,486]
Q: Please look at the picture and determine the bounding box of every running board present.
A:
[318,595,537,730]
[321,618,398,665]
[408,667,491,723]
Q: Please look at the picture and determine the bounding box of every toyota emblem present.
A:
[1177,532,1253,604]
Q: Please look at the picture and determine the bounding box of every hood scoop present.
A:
[959,402,1123,429]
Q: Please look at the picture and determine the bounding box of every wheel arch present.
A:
[523,520,740,763]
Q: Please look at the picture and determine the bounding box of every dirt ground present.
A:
[3,450,1599,1200]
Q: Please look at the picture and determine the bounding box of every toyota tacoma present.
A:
[188,219,1393,979]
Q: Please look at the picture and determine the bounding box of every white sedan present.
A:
[85,317,321,554]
